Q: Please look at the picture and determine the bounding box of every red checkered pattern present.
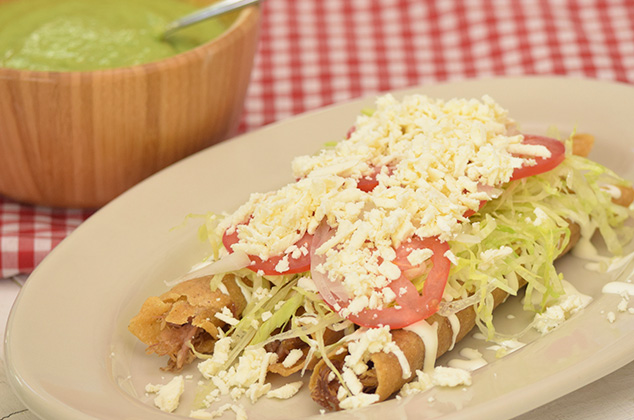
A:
[0,197,93,277]
[239,0,634,130]
[2,0,634,277]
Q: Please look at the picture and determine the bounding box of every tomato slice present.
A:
[310,222,451,328]
[463,200,487,218]
[346,123,383,193]
[222,226,312,275]
[461,136,564,217]
[510,135,566,181]
[356,167,381,192]
[346,125,356,139]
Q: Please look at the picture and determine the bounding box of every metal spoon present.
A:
[162,0,261,39]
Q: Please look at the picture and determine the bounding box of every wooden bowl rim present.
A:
[0,4,260,77]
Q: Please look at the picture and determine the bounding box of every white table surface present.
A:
[2,275,634,420]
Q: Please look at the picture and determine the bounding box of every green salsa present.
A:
[0,0,230,71]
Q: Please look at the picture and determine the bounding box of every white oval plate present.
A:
[6,77,634,420]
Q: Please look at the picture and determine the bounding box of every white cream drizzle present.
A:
[530,280,592,334]
[602,282,634,296]
[447,348,487,371]
[525,279,591,308]
[487,339,525,357]
[600,184,622,199]
[447,313,461,351]
[571,235,611,272]
[605,251,634,282]
[404,320,439,373]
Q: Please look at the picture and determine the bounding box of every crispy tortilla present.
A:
[571,133,594,158]
[128,274,246,371]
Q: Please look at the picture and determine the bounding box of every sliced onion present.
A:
[436,292,483,317]
[309,221,350,307]
[165,250,251,287]
[477,183,503,200]
[401,264,427,281]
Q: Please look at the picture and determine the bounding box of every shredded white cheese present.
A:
[214,306,239,326]
[146,375,185,413]
[215,94,545,318]
[190,403,248,420]
[266,381,304,399]
[400,366,472,397]
[198,348,278,405]
[199,336,233,377]
[341,326,411,387]
[532,293,592,334]
[339,393,380,410]
[282,349,304,368]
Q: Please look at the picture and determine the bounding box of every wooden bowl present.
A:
[0,3,260,208]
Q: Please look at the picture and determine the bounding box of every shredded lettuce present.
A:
[250,292,304,345]
[197,212,223,260]
[445,142,633,339]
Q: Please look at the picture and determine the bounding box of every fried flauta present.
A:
[128,275,246,371]
[309,223,582,410]
[571,133,594,158]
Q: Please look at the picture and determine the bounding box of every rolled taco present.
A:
[129,94,634,413]
[310,225,585,409]
[129,274,247,370]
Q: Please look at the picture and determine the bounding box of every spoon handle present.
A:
[163,0,261,39]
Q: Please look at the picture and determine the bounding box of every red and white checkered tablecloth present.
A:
[2,0,634,278]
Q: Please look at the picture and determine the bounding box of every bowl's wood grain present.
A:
[0,4,260,208]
